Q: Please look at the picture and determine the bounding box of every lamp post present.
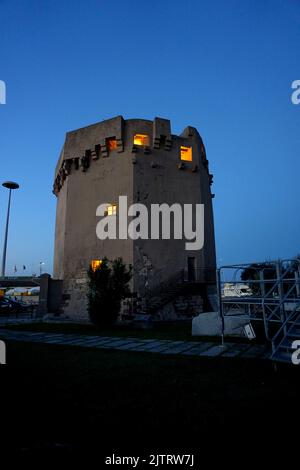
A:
[1,181,19,278]
[39,261,45,276]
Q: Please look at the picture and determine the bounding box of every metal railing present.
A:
[216,259,300,347]
[138,266,216,314]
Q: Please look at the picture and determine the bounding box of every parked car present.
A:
[0,297,33,316]
[223,283,253,298]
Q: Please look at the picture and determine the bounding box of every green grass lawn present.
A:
[4,320,194,340]
[1,340,300,460]
[3,320,262,344]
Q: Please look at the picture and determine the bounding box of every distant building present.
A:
[53,116,216,321]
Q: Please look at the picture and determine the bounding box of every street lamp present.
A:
[1,181,19,278]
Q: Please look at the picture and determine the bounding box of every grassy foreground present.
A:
[3,321,257,343]
[4,320,194,340]
[1,340,300,459]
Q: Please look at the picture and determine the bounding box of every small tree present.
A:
[87,257,132,328]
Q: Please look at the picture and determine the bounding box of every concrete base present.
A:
[192,311,250,337]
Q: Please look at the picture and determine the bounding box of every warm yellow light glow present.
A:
[107,137,117,151]
[133,134,149,146]
[180,146,192,161]
[107,204,117,216]
[91,259,102,271]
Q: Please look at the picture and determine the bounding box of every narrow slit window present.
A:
[133,134,149,146]
[180,146,192,161]
[107,204,117,216]
[106,137,117,151]
[91,259,102,271]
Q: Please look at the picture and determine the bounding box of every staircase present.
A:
[139,269,205,315]
[270,303,300,363]
[216,259,300,364]
[142,284,188,315]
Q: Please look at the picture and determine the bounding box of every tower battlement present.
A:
[53,116,212,196]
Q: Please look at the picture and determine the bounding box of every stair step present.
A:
[140,273,201,314]
[289,324,300,332]
[287,332,300,340]
[271,350,293,363]
[280,337,295,348]
[270,308,300,362]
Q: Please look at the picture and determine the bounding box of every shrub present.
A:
[87,257,132,327]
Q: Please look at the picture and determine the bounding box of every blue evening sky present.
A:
[0,0,299,275]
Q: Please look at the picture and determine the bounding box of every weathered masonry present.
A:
[53,116,216,321]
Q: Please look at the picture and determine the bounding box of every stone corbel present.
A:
[91,148,98,160]
[53,180,59,195]
[153,137,160,149]
[64,159,72,175]
[61,168,67,181]
[164,137,172,151]
[99,139,108,158]
[116,138,124,153]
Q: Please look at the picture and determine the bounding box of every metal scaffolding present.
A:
[216,259,300,362]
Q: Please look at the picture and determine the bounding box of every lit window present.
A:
[180,146,192,161]
[133,134,149,146]
[107,137,117,151]
[91,259,102,271]
[107,204,117,216]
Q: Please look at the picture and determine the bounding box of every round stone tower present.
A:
[53,116,216,320]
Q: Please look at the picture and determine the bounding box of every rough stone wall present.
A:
[53,180,67,279]
[153,295,203,321]
[53,116,216,321]
[133,122,216,294]
[60,269,89,321]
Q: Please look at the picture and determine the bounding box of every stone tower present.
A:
[53,116,216,320]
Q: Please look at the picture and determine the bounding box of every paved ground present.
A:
[0,327,270,359]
